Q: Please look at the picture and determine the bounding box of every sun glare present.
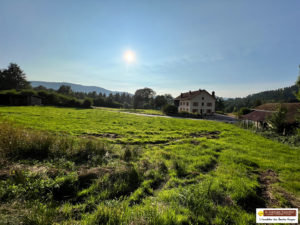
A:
[123,50,136,63]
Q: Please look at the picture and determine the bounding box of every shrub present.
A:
[163,104,178,115]
[238,107,252,118]
[20,89,37,96]
[178,111,190,117]
[216,111,225,115]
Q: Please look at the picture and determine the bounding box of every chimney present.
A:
[181,93,183,98]
[212,91,215,97]
[189,90,191,94]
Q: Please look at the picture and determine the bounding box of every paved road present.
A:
[93,107,239,123]
[121,111,239,124]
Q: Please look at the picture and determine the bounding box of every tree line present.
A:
[0,63,174,109]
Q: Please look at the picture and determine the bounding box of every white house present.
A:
[174,89,216,115]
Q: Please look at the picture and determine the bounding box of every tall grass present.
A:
[0,122,109,161]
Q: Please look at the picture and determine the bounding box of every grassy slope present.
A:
[95,107,165,116]
[0,106,299,224]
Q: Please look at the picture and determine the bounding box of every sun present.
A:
[123,50,136,63]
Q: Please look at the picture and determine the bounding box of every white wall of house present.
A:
[178,92,215,115]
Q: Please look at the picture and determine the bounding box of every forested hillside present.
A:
[30,81,131,96]
[224,85,299,112]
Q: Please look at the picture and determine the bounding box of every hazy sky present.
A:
[0,0,299,98]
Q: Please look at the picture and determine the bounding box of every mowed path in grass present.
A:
[0,106,299,224]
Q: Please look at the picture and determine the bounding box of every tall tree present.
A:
[133,88,156,109]
[154,95,167,109]
[0,63,31,90]
[164,94,174,105]
[57,85,73,96]
[295,73,300,101]
[267,104,287,134]
[215,97,225,111]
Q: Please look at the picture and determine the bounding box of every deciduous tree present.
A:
[133,88,155,109]
[57,85,73,96]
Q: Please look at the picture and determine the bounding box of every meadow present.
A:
[0,106,299,224]
[96,107,165,116]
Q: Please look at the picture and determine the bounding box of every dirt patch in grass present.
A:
[0,163,60,181]
[276,187,300,208]
[117,139,175,145]
[81,133,120,139]
[0,164,27,180]
[259,169,280,207]
[190,140,200,145]
[189,131,220,139]
[259,169,300,208]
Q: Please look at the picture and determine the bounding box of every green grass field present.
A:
[96,107,165,116]
[0,106,299,224]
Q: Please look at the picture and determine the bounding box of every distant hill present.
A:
[224,85,299,112]
[30,81,131,95]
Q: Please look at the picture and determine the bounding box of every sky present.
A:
[0,0,300,98]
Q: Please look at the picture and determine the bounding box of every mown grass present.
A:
[96,106,165,115]
[120,108,165,115]
[0,106,299,224]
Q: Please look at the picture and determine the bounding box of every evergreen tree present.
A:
[267,104,287,134]
[0,63,31,90]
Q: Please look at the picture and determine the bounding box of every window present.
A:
[207,102,212,106]
[207,109,211,114]
[192,109,197,113]
[186,102,189,106]
[202,97,204,100]
[193,102,198,106]
[183,102,185,105]
[202,102,204,106]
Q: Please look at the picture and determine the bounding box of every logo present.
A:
[256,208,298,224]
[258,211,264,217]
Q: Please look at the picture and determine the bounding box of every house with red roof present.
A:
[174,89,216,115]
[242,103,300,129]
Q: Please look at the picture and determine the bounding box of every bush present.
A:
[178,111,191,117]
[20,89,37,96]
[162,104,178,115]
[82,98,92,108]
[238,107,252,118]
